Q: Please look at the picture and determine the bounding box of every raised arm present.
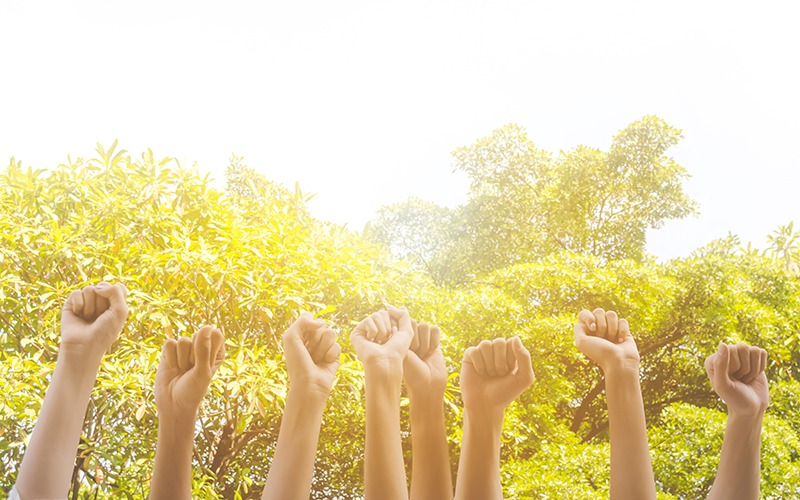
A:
[150,326,225,500]
[351,306,414,500]
[575,308,655,500]
[455,337,534,500]
[705,343,768,500]
[14,282,128,500]
[404,321,453,500]
[262,313,341,500]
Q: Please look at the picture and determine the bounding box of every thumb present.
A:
[386,306,413,350]
[94,283,129,324]
[511,337,535,385]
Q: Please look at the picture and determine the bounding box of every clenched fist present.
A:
[705,343,769,418]
[60,282,128,357]
[460,337,534,411]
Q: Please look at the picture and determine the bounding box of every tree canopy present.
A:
[1,122,798,499]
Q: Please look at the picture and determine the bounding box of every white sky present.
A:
[1,0,798,260]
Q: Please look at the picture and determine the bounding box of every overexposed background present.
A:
[1,0,798,259]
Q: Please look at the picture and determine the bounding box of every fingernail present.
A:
[589,323,596,331]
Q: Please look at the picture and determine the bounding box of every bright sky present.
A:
[1,1,798,260]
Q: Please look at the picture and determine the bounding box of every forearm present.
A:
[410,394,453,500]
[605,365,656,500]
[262,388,328,500]
[365,369,407,500]
[15,349,102,499]
[150,413,196,500]
[454,407,504,500]
[707,413,763,500]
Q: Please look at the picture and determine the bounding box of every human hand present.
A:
[460,337,534,412]
[60,282,128,358]
[403,321,447,401]
[282,312,342,398]
[350,306,414,379]
[574,308,640,374]
[154,326,225,420]
[705,343,769,418]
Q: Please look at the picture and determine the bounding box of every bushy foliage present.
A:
[1,127,798,499]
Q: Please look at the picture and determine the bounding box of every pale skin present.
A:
[575,308,656,500]
[14,282,129,500]
[454,336,535,500]
[261,313,342,500]
[350,306,414,500]
[404,320,453,500]
[705,343,769,500]
[150,326,225,500]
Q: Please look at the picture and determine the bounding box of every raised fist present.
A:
[403,321,447,400]
[460,337,534,411]
[705,343,769,418]
[574,308,639,373]
[282,312,341,397]
[60,282,128,356]
[155,326,225,419]
[350,306,414,378]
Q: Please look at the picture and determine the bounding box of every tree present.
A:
[370,116,698,281]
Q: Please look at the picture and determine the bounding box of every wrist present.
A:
[727,409,766,425]
[602,360,640,379]
[365,361,403,384]
[57,344,105,370]
[286,385,329,411]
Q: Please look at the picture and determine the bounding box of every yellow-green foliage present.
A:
[1,142,799,499]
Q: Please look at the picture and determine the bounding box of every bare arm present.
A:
[404,322,453,500]
[351,306,414,500]
[150,326,225,500]
[705,343,768,500]
[575,308,656,500]
[454,337,534,500]
[14,283,128,500]
[262,313,341,500]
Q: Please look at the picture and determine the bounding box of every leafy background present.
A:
[1,117,798,498]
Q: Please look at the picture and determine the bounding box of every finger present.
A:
[606,311,619,343]
[410,319,420,352]
[492,338,509,376]
[371,312,389,344]
[176,336,193,371]
[65,289,84,316]
[161,338,178,369]
[83,286,97,319]
[285,312,324,341]
[479,340,497,377]
[727,344,742,374]
[704,353,716,380]
[732,344,751,380]
[713,343,732,389]
[417,323,431,356]
[387,305,413,333]
[379,310,392,337]
[386,306,413,350]
[593,308,607,339]
[304,324,325,356]
[578,309,596,334]
[742,346,762,383]
[618,318,630,344]
[93,282,111,316]
[365,316,379,342]
[512,336,535,385]
[193,326,214,378]
[94,283,129,322]
[429,325,441,357]
[322,340,342,365]
[312,328,337,364]
[466,346,487,376]
[506,339,516,374]
[210,328,225,371]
